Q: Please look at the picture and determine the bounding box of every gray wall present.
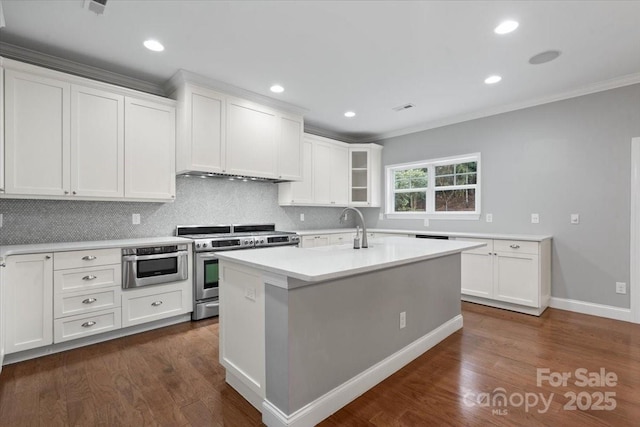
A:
[0,176,353,245]
[265,254,461,414]
[366,83,640,309]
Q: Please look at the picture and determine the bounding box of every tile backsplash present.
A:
[0,176,355,245]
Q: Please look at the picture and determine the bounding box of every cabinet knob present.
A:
[72,191,77,195]
[82,255,97,261]
[0,263,6,268]
[81,321,96,328]
[82,298,97,304]
[64,191,69,195]
[45,255,52,259]
[509,244,520,249]
[151,301,163,307]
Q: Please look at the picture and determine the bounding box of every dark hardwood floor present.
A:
[1,302,639,426]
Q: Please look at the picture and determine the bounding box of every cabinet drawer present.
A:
[122,285,190,327]
[493,240,539,255]
[54,308,121,343]
[54,248,121,270]
[54,287,121,319]
[457,238,493,255]
[329,233,352,245]
[54,264,121,293]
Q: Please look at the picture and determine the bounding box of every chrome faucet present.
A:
[339,207,368,248]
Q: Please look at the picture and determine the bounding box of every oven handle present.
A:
[197,253,220,259]
[123,251,188,262]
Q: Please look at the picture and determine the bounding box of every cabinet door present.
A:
[331,144,349,205]
[349,148,370,206]
[188,87,225,173]
[460,252,494,298]
[494,253,539,307]
[4,253,53,354]
[277,113,303,181]
[0,66,4,195]
[226,97,278,178]
[124,97,176,200]
[313,141,333,204]
[71,85,124,197]
[288,139,314,203]
[4,70,70,196]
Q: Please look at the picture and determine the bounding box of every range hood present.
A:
[178,171,288,183]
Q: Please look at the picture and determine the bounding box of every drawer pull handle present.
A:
[151,301,163,307]
[82,256,97,261]
[82,298,97,304]
[509,244,520,249]
[45,255,52,260]
[81,321,96,328]
[82,275,97,281]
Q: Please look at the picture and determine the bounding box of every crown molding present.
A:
[165,69,309,116]
[0,42,165,96]
[369,72,640,143]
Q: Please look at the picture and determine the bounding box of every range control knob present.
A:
[260,239,265,244]
[196,243,201,249]
[244,240,249,245]
[203,243,208,248]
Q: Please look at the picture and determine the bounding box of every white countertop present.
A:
[291,228,552,242]
[0,236,193,258]
[216,236,485,283]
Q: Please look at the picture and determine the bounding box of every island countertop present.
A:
[215,236,485,283]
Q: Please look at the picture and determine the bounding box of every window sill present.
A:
[385,213,481,221]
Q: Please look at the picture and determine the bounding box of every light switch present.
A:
[300,213,305,222]
[132,213,141,225]
[571,214,580,224]
[423,218,430,227]
[486,213,493,223]
[531,213,540,224]
[379,212,384,220]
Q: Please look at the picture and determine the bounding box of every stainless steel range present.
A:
[176,224,300,320]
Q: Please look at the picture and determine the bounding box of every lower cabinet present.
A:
[3,253,53,354]
[122,281,192,328]
[457,238,551,315]
[301,234,331,248]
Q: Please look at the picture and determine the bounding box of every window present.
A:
[385,153,481,219]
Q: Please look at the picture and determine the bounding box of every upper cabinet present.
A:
[1,59,176,202]
[124,97,176,200]
[279,134,380,207]
[173,81,304,181]
[348,144,382,207]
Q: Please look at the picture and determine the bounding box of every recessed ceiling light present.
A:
[494,20,519,35]
[344,111,356,118]
[270,84,284,93]
[529,50,561,65]
[484,75,502,85]
[143,39,164,52]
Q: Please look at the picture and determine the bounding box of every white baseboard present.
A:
[549,297,632,322]
[261,314,463,427]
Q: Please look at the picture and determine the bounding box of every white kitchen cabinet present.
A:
[124,97,176,201]
[0,258,5,371]
[121,280,192,328]
[329,233,353,246]
[71,85,124,198]
[278,134,349,206]
[348,144,383,207]
[277,113,304,181]
[4,69,70,196]
[0,64,5,195]
[226,97,278,179]
[3,253,54,354]
[175,84,226,174]
[457,237,551,315]
[301,235,331,248]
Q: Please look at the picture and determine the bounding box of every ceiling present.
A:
[1,0,639,142]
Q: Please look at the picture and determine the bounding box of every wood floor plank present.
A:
[1,303,639,426]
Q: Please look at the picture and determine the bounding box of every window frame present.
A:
[385,153,481,220]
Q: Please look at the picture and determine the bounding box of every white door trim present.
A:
[631,137,640,323]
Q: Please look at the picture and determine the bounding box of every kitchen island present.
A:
[216,237,484,427]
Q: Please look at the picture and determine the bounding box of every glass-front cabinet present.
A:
[348,144,382,207]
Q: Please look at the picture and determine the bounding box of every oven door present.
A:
[195,252,220,301]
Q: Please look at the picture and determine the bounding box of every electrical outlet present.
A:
[379,212,384,220]
[423,219,429,227]
[245,287,256,301]
[300,213,305,222]
[486,213,493,223]
[571,214,580,224]
[0,213,3,228]
[616,282,627,294]
[531,213,540,224]
[400,311,406,329]
[132,213,141,225]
